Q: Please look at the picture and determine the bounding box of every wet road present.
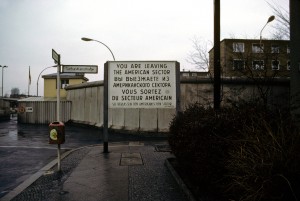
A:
[0,117,103,198]
[0,117,167,198]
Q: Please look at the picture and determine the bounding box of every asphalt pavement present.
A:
[0,117,101,198]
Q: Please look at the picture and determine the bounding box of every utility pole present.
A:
[290,0,300,124]
[213,0,221,110]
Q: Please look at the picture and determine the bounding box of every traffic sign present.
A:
[52,49,60,64]
[62,65,98,74]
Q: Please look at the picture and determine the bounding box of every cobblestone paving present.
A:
[129,146,188,201]
[12,147,90,201]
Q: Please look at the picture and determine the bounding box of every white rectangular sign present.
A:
[62,65,98,73]
[108,61,177,109]
[25,107,33,113]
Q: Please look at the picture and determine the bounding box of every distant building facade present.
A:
[42,73,89,98]
[209,39,290,78]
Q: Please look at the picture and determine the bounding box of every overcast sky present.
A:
[0,0,288,96]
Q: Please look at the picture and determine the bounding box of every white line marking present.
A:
[0,145,69,150]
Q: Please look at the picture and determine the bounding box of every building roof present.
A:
[42,73,89,81]
[65,80,103,90]
[220,38,289,42]
[208,38,290,53]
[18,97,69,102]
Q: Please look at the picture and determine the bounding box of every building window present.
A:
[271,60,280,70]
[233,42,244,52]
[182,73,189,77]
[287,46,290,54]
[287,60,290,70]
[233,59,245,70]
[271,45,280,53]
[252,43,263,53]
[61,79,69,89]
[252,60,264,70]
[192,73,198,77]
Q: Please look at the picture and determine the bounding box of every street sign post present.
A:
[52,49,60,64]
[51,48,62,172]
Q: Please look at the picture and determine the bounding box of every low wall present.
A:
[180,77,289,109]
[66,81,175,133]
[66,77,289,133]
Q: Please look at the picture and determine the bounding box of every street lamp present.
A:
[36,65,57,96]
[0,65,8,97]
[81,37,116,61]
[81,37,116,153]
[260,15,275,47]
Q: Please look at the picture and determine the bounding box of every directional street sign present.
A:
[52,49,60,64]
[62,65,98,74]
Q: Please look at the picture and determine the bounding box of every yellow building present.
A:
[42,73,89,98]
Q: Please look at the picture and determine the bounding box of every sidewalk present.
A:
[2,142,189,201]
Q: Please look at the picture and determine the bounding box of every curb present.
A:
[164,158,197,201]
[0,145,97,201]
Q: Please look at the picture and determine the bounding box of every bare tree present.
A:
[186,37,212,71]
[187,1,289,69]
[268,0,290,40]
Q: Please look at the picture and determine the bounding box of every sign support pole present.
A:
[175,62,181,114]
[103,63,109,153]
[53,49,62,171]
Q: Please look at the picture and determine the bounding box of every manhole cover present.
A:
[120,152,143,166]
[129,141,144,146]
[155,144,172,152]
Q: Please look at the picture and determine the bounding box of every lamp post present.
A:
[260,15,275,48]
[81,37,116,153]
[81,37,116,61]
[37,65,57,96]
[0,65,8,97]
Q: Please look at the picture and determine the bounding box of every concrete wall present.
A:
[66,81,176,133]
[180,77,289,109]
[65,78,289,133]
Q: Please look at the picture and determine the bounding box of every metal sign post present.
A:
[52,49,62,171]
[103,63,109,153]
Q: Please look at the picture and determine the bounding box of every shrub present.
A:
[225,109,300,201]
[168,102,300,201]
[168,104,236,197]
